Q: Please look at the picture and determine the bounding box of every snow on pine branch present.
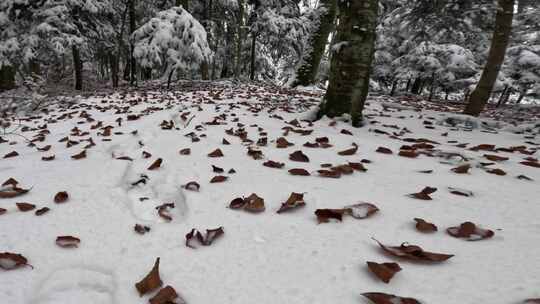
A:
[131,7,212,75]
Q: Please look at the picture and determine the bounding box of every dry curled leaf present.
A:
[317,169,341,178]
[71,150,87,160]
[56,236,81,248]
[289,150,309,162]
[186,227,224,248]
[448,187,473,197]
[183,181,200,192]
[447,222,494,241]
[156,203,175,221]
[208,148,224,157]
[150,286,182,304]
[263,160,285,169]
[179,148,191,155]
[348,162,367,172]
[35,207,50,216]
[414,218,438,233]
[0,178,30,199]
[0,208,6,215]
[338,143,358,156]
[372,238,454,262]
[366,262,402,284]
[484,154,508,162]
[344,203,379,219]
[487,168,506,176]
[315,209,344,223]
[0,252,32,270]
[376,147,393,154]
[3,151,19,158]
[276,137,293,148]
[362,292,420,304]
[42,155,55,161]
[16,202,36,212]
[288,168,310,176]
[210,175,228,183]
[408,186,437,200]
[277,192,305,213]
[452,164,471,174]
[244,193,265,213]
[54,191,69,203]
[399,150,419,158]
[134,224,151,235]
[520,161,540,168]
[148,158,163,170]
[135,257,163,296]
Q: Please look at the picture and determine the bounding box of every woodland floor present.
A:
[0,82,539,304]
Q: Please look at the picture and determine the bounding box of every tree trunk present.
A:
[129,0,137,86]
[320,0,378,127]
[72,45,83,90]
[249,32,257,81]
[411,77,422,94]
[496,85,509,107]
[234,0,245,78]
[464,0,514,116]
[0,65,16,92]
[390,79,398,96]
[293,0,337,87]
[110,52,119,88]
[516,89,526,104]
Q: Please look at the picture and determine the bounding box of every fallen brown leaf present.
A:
[135,257,163,296]
[447,222,494,241]
[56,236,81,248]
[372,238,454,262]
[366,262,402,283]
[362,292,420,304]
[414,218,438,233]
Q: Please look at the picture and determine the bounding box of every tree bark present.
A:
[72,45,83,90]
[249,32,257,81]
[293,0,337,86]
[464,0,514,116]
[234,0,245,78]
[320,0,378,127]
[129,0,137,86]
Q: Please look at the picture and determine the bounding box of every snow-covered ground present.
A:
[1,84,539,304]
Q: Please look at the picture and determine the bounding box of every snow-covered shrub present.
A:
[131,7,212,78]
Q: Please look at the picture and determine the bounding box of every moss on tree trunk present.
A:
[320,0,378,127]
[293,0,336,87]
[464,0,514,116]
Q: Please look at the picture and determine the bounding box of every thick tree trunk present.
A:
[129,0,137,86]
[0,65,16,92]
[320,0,378,127]
[293,0,337,87]
[249,32,257,81]
[72,45,83,90]
[234,0,245,78]
[390,79,398,96]
[464,0,514,116]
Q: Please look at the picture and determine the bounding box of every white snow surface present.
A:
[1,84,540,304]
